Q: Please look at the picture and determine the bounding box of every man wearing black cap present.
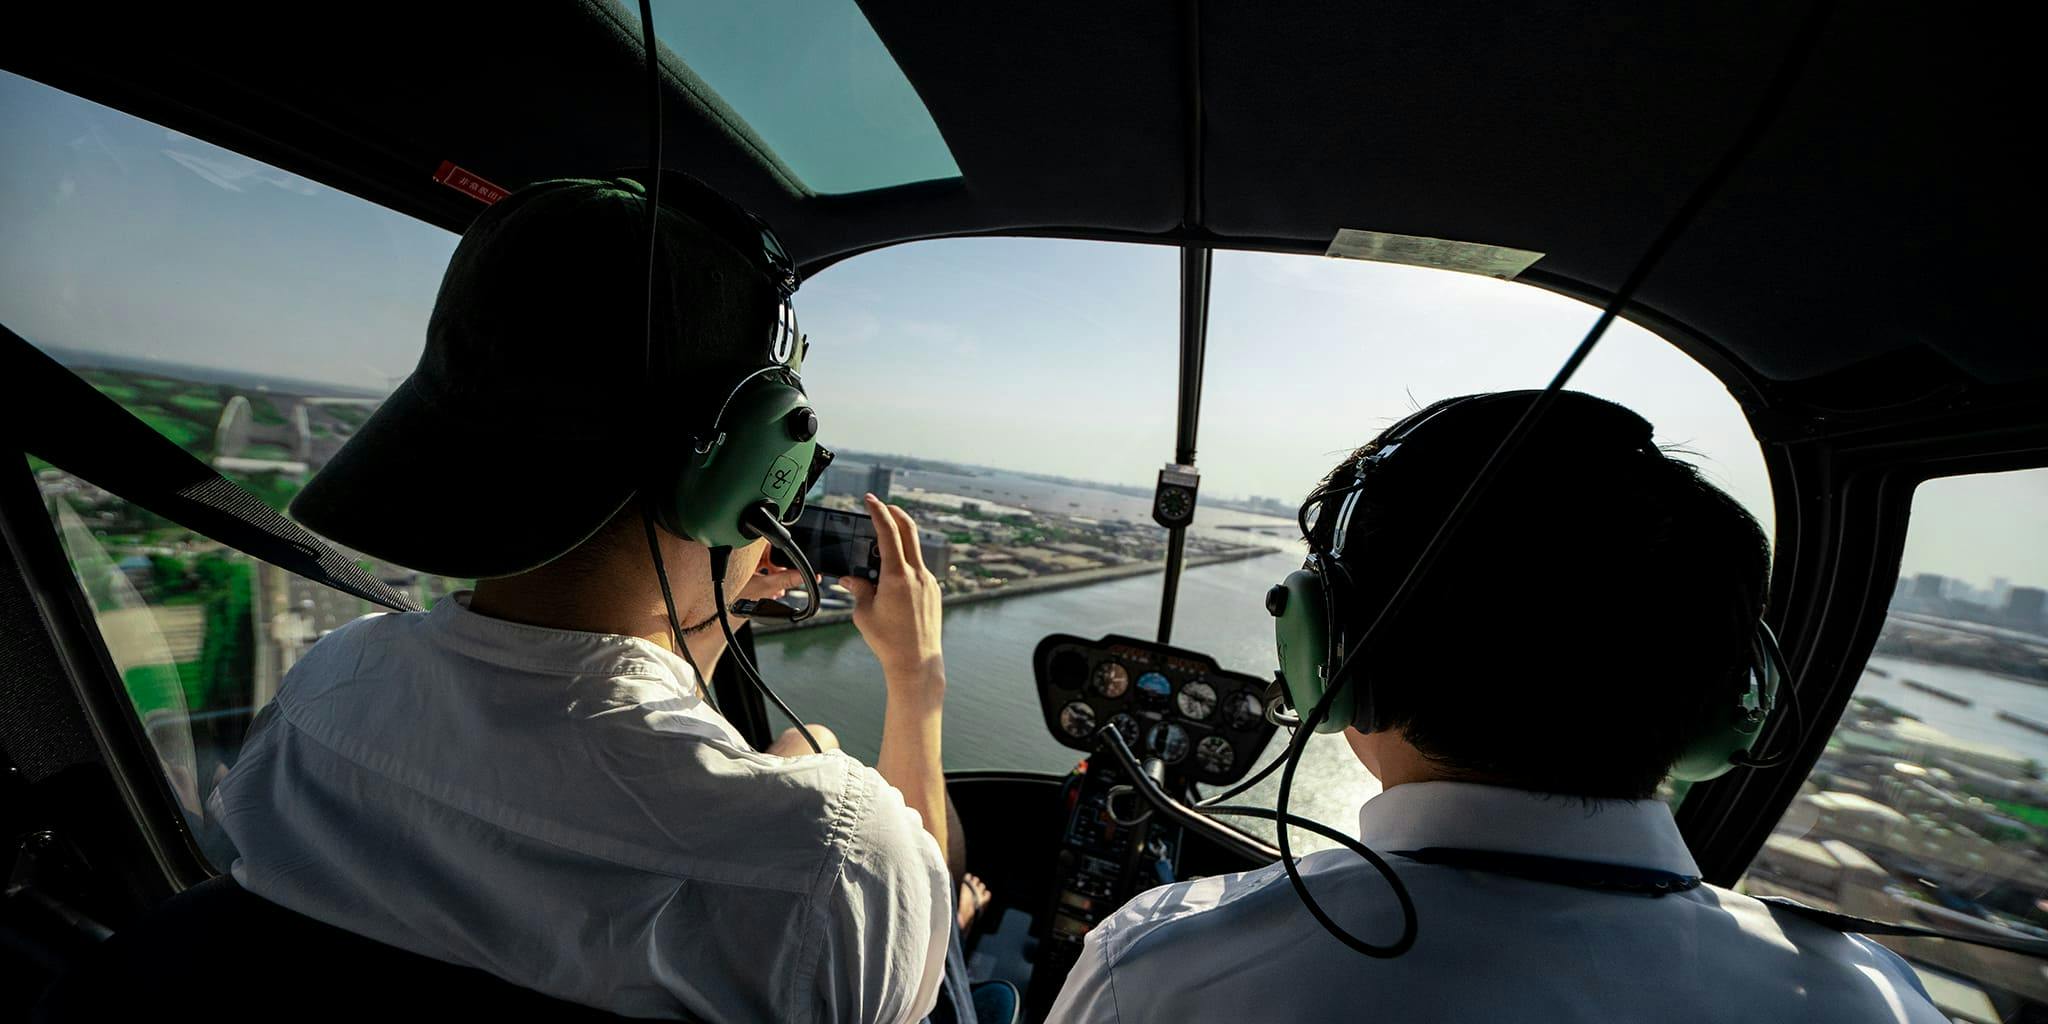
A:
[210,178,963,1022]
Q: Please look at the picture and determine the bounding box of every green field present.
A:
[169,393,224,417]
[324,404,369,428]
[122,661,204,719]
[1995,800,2048,830]
[241,442,296,461]
[250,397,287,426]
[193,557,253,712]
[131,408,209,453]
[223,470,303,512]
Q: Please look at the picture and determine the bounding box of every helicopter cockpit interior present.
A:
[2,2,2043,1022]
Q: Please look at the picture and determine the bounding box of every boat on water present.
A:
[1997,710,2048,738]
[1902,679,1975,707]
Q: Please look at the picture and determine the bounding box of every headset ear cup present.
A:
[1669,623,1779,781]
[1273,568,1355,734]
[656,376,818,550]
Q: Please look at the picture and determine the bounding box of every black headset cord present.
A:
[633,1,817,757]
[1270,0,1839,960]
[643,506,716,712]
[734,503,824,624]
[1729,628,1806,770]
[708,545,822,754]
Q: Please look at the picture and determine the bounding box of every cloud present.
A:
[160,148,322,196]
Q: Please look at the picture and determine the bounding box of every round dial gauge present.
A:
[1135,672,1173,705]
[1058,700,1098,739]
[1146,722,1191,764]
[1176,680,1218,721]
[1108,713,1141,749]
[1091,661,1131,699]
[1195,735,1235,775]
[1155,488,1194,523]
[1224,690,1265,730]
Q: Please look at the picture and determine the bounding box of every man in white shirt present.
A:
[1048,392,1947,1023]
[213,177,968,1022]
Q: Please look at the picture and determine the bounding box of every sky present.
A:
[2,68,2040,589]
[633,0,960,193]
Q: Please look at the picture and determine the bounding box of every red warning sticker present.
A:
[432,161,509,205]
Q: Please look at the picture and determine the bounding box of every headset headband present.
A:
[1304,391,1656,562]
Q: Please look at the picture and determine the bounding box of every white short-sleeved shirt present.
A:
[212,595,951,1023]
[1048,780,1945,1023]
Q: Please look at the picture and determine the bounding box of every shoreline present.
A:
[1871,652,2048,692]
[753,546,1278,635]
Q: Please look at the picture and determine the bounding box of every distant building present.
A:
[821,461,871,498]
[919,537,951,575]
[1911,573,1948,601]
[868,464,894,502]
[2007,587,2046,631]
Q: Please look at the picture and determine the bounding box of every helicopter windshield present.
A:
[5,66,1768,854]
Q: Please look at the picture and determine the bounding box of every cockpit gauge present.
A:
[1033,634,1281,786]
[1058,700,1099,739]
[1223,690,1265,730]
[1134,671,1173,706]
[1146,722,1191,763]
[1151,463,1200,529]
[1107,713,1141,749]
[1091,661,1131,699]
[1176,680,1217,721]
[1195,735,1235,775]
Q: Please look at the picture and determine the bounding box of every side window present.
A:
[4,70,461,869]
[1739,469,2048,1018]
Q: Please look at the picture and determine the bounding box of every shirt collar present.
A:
[428,592,704,693]
[1356,780,1700,877]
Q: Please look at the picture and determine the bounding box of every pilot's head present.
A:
[1317,392,1770,800]
[291,177,793,602]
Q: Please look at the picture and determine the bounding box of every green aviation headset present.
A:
[622,170,832,581]
[622,166,830,751]
[1266,390,1789,782]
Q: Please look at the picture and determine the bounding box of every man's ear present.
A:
[1343,725,1381,777]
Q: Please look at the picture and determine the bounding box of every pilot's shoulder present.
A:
[1089,853,1318,967]
[275,610,407,688]
[1709,883,1939,978]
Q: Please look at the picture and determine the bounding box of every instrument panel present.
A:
[1033,633,1280,785]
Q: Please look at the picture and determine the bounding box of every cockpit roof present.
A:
[5,2,2032,412]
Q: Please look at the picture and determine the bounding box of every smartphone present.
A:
[787,506,881,582]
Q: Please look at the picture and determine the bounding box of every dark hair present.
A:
[1322,392,1771,801]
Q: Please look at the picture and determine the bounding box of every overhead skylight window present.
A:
[627,0,961,194]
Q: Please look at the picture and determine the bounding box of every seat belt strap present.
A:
[1,322,418,613]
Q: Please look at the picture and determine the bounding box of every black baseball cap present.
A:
[291,176,789,579]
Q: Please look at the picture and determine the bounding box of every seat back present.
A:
[35,876,636,1022]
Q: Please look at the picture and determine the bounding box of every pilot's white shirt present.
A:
[213,594,950,1023]
[1048,780,1945,1023]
